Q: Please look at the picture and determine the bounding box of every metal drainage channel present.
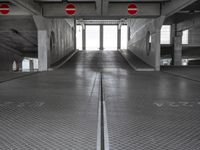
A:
[97,72,109,150]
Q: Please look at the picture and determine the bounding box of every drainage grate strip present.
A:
[97,72,109,150]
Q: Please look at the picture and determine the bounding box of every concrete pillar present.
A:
[17,61,22,71]
[82,26,86,50]
[38,30,49,71]
[30,60,34,72]
[173,31,183,66]
[117,26,121,50]
[100,25,104,50]
[33,16,49,71]
[153,29,162,71]
[128,26,131,41]
[74,20,76,50]
[171,24,183,66]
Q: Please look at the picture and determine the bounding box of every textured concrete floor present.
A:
[162,66,200,82]
[0,51,200,149]
[0,71,33,83]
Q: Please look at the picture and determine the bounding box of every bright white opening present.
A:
[76,25,83,50]
[22,58,38,72]
[103,25,118,51]
[22,59,30,72]
[182,30,189,45]
[161,25,171,44]
[182,59,188,66]
[86,25,100,51]
[121,25,128,50]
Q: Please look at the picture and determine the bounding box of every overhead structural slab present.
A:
[42,2,160,18]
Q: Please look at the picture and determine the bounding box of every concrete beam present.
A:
[43,3,97,18]
[0,4,30,16]
[10,0,41,15]
[162,0,198,17]
[42,2,160,18]
[177,14,200,31]
[108,3,160,17]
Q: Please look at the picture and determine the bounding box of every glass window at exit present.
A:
[86,25,100,51]
[103,25,118,51]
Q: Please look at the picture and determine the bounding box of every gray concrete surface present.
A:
[161,66,200,82]
[0,71,33,83]
[0,51,200,149]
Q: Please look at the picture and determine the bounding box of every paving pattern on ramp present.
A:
[1,51,200,149]
[103,69,200,150]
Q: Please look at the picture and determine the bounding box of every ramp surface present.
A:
[1,51,200,149]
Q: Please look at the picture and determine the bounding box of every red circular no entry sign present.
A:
[65,4,76,15]
[0,4,10,15]
[128,4,138,15]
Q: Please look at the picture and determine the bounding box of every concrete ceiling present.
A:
[165,0,200,24]
[1,0,171,18]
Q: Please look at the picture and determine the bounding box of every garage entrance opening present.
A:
[103,25,118,51]
[76,21,128,51]
[86,25,100,51]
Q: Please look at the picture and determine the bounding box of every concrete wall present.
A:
[47,19,75,66]
[127,17,164,70]
[34,17,75,70]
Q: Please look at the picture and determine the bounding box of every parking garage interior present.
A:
[1,0,200,149]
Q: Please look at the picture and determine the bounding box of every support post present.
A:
[128,26,131,42]
[82,25,86,51]
[30,60,34,72]
[117,25,121,50]
[17,60,22,72]
[33,16,50,71]
[100,25,104,50]
[173,31,183,66]
[38,30,49,71]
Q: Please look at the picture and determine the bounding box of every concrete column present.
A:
[173,31,183,66]
[128,26,131,41]
[100,25,104,50]
[117,26,121,50]
[82,26,86,50]
[33,16,49,71]
[153,29,162,71]
[38,30,49,71]
[17,61,22,71]
[74,20,76,50]
[30,60,34,72]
